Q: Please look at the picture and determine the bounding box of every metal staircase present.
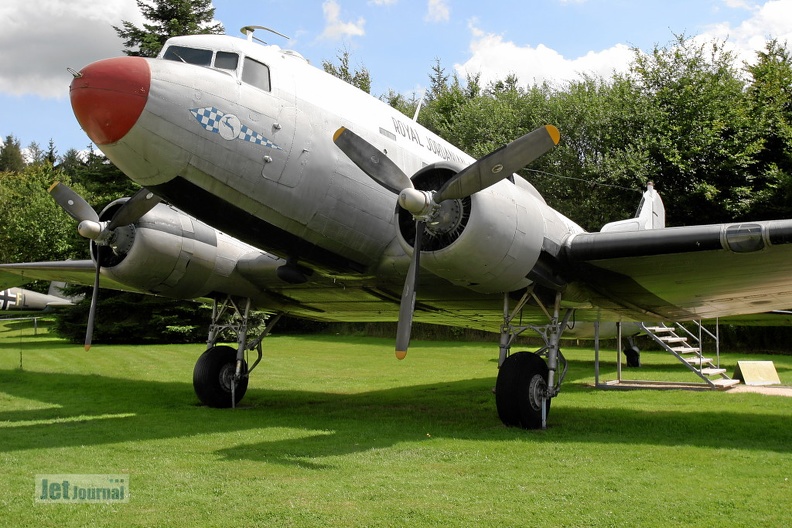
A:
[639,322,740,389]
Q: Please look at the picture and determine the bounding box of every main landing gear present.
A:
[495,290,573,429]
[192,296,282,408]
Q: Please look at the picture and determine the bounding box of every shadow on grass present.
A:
[0,367,790,468]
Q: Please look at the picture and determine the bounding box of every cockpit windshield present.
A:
[162,46,213,66]
[161,44,270,92]
[163,46,240,72]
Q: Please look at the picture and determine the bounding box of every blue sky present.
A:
[2,0,791,155]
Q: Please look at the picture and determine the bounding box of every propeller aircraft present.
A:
[3,26,792,429]
[0,283,77,312]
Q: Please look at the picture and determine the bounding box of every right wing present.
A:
[561,220,792,321]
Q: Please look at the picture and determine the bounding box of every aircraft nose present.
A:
[70,57,150,145]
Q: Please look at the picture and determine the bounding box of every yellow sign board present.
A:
[733,361,781,386]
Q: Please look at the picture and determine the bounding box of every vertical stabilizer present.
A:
[600,182,665,232]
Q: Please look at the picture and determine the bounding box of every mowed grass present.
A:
[1,318,791,527]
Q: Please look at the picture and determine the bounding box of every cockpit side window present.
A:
[162,46,212,66]
[242,57,271,91]
[215,51,239,71]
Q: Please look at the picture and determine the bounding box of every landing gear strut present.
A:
[496,290,572,429]
[192,296,282,408]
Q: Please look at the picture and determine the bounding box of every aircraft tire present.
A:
[624,345,641,367]
[193,345,248,408]
[495,351,550,429]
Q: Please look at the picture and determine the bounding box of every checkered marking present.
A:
[190,106,281,150]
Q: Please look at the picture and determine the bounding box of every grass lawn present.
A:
[1,317,791,527]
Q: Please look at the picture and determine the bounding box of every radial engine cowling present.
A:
[397,163,545,294]
[93,198,261,299]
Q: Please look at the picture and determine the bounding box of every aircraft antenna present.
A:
[412,90,426,122]
[240,25,290,44]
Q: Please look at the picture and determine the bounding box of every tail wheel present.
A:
[193,345,248,407]
[495,351,551,429]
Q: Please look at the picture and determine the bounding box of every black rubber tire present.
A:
[624,345,641,367]
[193,345,248,408]
[495,352,551,429]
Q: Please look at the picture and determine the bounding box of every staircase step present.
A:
[684,357,713,366]
[701,368,727,376]
[711,378,741,388]
[659,336,688,343]
[671,346,700,354]
[644,326,674,333]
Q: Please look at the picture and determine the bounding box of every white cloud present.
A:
[721,0,754,9]
[319,0,366,40]
[701,0,792,64]
[455,22,634,87]
[0,0,144,98]
[456,1,792,88]
[426,0,451,22]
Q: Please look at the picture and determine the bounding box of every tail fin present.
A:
[47,281,69,299]
[600,182,665,233]
[47,281,83,305]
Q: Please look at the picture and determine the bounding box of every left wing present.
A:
[0,260,133,292]
[561,219,792,320]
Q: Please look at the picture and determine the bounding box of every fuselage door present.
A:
[239,55,298,187]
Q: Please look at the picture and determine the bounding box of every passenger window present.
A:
[242,57,271,91]
[215,52,239,71]
[162,46,212,66]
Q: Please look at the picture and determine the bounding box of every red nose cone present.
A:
[70,57,150,145]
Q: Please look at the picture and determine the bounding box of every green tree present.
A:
[381,89,421,119]
[0,135,25,173]
[46,139,58,166]
[0,165,87,265]
[57,148,85,176]
[743,39,792,219]
[26,141,44,166]
[624,35,760,224]
[54,291,213,345]
[114,0,224,58]
[67,149,141,210]
[322,48,372,94]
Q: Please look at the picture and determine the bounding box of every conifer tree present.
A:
[114,0,224,57]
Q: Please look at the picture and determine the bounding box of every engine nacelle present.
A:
[397,163,545,294]
[93,199,277,299]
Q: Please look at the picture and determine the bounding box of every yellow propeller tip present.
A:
[333,127,347,142]
[545,124,560,145]
[395,350,407,360]
[48,181,60,193]
[84,345,92,351]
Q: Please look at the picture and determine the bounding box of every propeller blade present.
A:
[435,125,560,202]
[395,221,425,360]
[107,187,161,230]
[333,127,413,194]
[84,259,100,351]
[49,182,99,224]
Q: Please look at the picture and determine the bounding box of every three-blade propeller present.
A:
[334,125,560,359]
[49,182,160,350]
